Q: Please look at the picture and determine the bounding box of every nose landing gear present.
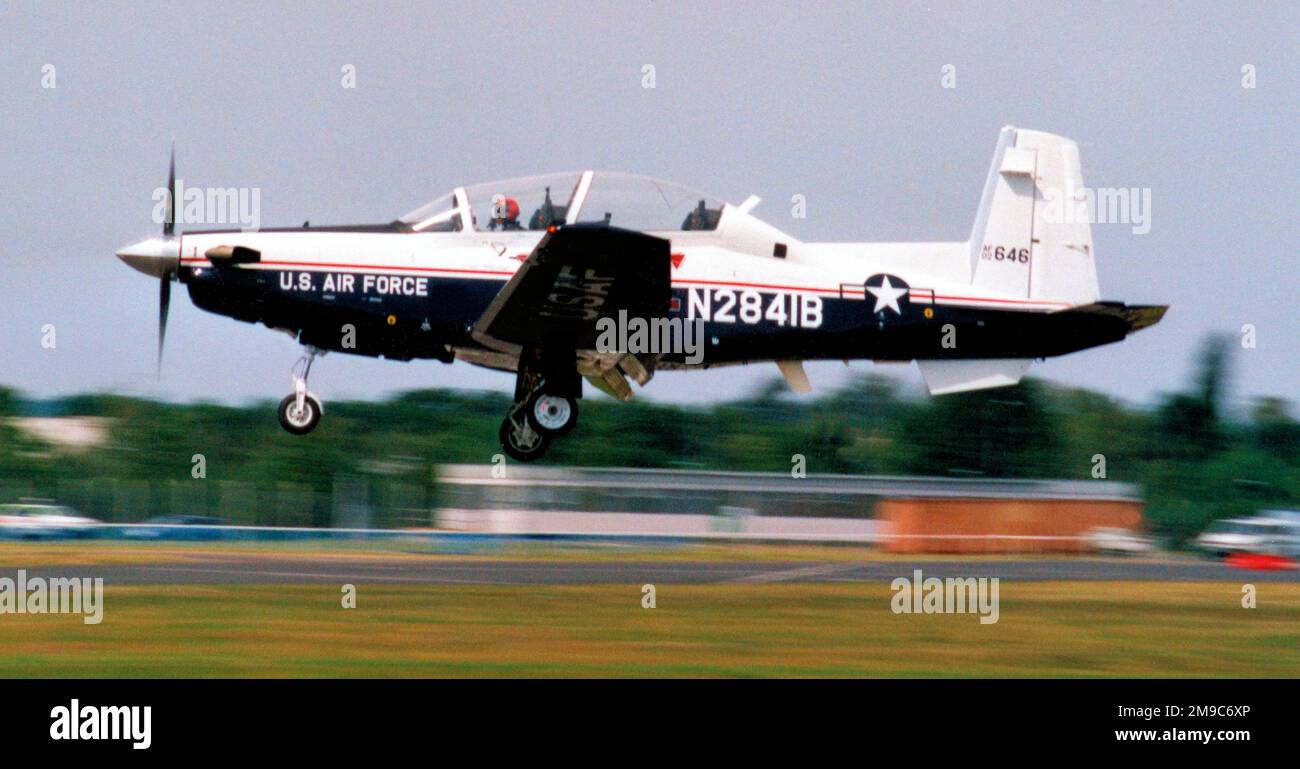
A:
[278,346,324,435]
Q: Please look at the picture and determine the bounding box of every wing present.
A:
[472,223,671,356]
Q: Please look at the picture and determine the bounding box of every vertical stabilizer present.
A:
[968,127,1100,306]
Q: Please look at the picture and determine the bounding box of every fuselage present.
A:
[174,225,1132,372]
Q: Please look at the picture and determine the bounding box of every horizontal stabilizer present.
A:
[917,359,1032,396]
[1056,302,1169,334]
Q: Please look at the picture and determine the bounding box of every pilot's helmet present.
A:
[491,194,521,221]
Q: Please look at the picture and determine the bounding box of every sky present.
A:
[1,2,1296,410]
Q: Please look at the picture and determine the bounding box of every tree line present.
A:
[1,335,1295,544]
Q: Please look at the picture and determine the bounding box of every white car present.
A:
[1195,517,1300,559]
[0,503,100,539]
[1085,527,1155,556]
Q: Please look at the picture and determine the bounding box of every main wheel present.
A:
[525,392,579,437]
[499,416,550,462]
[278,394,322,435]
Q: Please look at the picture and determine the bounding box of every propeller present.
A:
[115,142,183,376]
[158,274,171,374]
[158,142,177,374]
[163,141,175,237]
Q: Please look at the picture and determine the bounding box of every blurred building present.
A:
[436,464,1142,550]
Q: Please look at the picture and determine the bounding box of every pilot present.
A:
[489,194,522,231]
[682,199,713,230]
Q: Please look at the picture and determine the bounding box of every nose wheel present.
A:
[278,346,325,435]
[279,393,322,434]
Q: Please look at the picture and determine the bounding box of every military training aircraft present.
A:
[116,127,1166,461]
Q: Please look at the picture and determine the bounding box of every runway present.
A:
[10,555,1299,585]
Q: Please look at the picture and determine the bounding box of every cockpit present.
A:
[396,172,725,234]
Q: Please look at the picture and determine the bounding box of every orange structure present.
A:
[877,497,1143,554]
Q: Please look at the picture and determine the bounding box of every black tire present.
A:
[525,392,579,437]
[278,394,322,435]
[499,416,550,462]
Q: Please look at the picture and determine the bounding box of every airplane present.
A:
[116,127,1166,461]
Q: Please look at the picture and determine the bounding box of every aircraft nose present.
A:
[116,237,180,278]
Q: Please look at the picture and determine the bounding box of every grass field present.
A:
[2,581,1297,677]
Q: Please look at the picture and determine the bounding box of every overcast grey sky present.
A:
[1,2,1296,408]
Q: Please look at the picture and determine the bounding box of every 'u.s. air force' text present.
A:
[278,271,430,297]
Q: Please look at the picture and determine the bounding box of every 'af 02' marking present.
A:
[686,288,822,329]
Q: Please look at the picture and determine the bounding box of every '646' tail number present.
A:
[686,288,822,328]
[980,244,1029,263]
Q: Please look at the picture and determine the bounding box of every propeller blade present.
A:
[163,141,175,237]
[158,275,171,374]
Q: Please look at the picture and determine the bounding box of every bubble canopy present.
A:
[397,172,725,233]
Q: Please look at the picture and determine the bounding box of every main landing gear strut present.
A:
[499,351,580,462]
[277,346,324,435]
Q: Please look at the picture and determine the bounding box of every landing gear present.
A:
[498,350,581,461]
[526,391,579,436]
[278,393,322,434]
[499,412,550,462]
[279,346,325,435]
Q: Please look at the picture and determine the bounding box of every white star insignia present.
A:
[866,276,908,315]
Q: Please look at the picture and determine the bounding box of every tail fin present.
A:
[968,126,1100,306]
